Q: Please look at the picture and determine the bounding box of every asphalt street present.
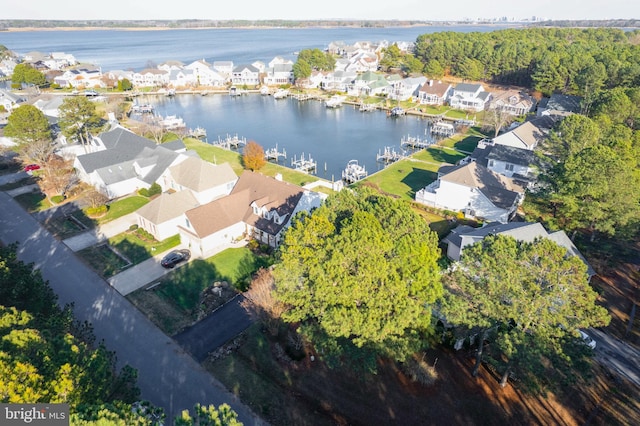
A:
[590,328,640,389]
[0,191,265,425]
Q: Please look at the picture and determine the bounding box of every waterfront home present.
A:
[168,69,197,88]
[131,68,169,88]
[417,80,452,105]
[136,190,201,241]
[54,67,104,89]
[415,161,524,223]
[489,90,536,116]
[324,70,357,92]
[349,71,389,96]
[158,60,185,73]
[492,119,548,151]
[448,83,491,112]
[264,63,294,86]
[178,171,325,256]
[442,221,595,279]
[387,76,427,101]
[268,56,294,68]
[73,126,194,199]
[470,142,538,187]
[232,64,261,86]
[213,61,234,76]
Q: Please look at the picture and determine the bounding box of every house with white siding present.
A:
[131,68,169,88]
[448,83,491,112]
[489,90,536,116]
[264,63,294,86]
[417,80,452,105]
[492,119,547,151]
[415,161,525,223]
[231,64,261,86]
[387,76,427,101]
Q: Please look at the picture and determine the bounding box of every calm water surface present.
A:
[150,93,435,180]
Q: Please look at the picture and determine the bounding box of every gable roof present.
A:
[137,190,200,224]
[444,221,595,276]
[184,171,305,238]
[440,162,524,209]
[494,120,545,149]
[454,83,483,93]
[168,157,237,192]
[419,80,451,98]
[486,144,536,167]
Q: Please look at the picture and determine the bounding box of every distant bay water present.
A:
[0,25,517,71]
[0,24,515,179]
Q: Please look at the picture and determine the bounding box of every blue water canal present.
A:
[147,93,438,181]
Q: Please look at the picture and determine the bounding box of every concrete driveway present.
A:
[0,191,265,425]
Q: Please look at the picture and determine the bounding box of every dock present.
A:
[265,144,287,162]
[291,153,317,174]
[188,126,207,139]
[213,133,247,150]
[342,159,367,183]
[358,103,378,112]
[400,134,433,149]
[376,146,405,164]
[430,122,455,137]
[291,93,317,101]
[130,103,154,114]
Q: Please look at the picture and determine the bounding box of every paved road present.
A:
[591,328,640,389]
[0,191,265,425]
[174,295,255,362]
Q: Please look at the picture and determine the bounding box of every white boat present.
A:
[273,89,289,99]
[342,159,367,183]
[325,95,346,108]
[159,115,185,130]
[260,86,270,95]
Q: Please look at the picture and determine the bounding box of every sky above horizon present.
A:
[4,0,639,22]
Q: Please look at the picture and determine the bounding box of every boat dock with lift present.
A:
[342,159,368,183]
[376,146,405,164]
[213,133,247,150]
[265,145,287,162]
[291,153,317,173]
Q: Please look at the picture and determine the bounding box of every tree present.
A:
[242,140,266,171]
[3,104,52,146]
[117,78,133,91]
[174,403,242,426]
[241,268,284,336]
[273,188,442,372]
[58,96,103,151]
[292,59,311,80]
[440,235,610,389]
[11,63,46,87]
[485,108,514,137]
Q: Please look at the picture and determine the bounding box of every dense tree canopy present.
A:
[440,235,610,390]
[4,104,52,146]
[0,244,140,413]
[11,63,46,87]
[273,188,442,372]
[295,48,335,73]
[414,28,640,95]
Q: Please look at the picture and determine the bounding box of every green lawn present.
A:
[156,247,272,314]
[14,191,52,212]
[94,195,149,224]
[109,231,181,265]
[439,126,488,153]
[361,146,466,201]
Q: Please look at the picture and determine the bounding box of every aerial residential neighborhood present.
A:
[0,18,638,426]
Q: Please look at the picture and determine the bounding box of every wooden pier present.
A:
[291,153,317,174]
[376,146,405,164]
[265,145,287,162]
[213,134,247,150]
[400,135,433,149]
[358,102,378,112]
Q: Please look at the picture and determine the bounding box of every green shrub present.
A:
[128,224,139,232]
[50,195,65,204]
[85,205,108,217]
[148,182,162,197]
[137,188,149,197]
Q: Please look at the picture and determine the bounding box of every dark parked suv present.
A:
[160,249,191,268]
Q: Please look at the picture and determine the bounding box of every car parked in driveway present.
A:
[160,249,191,268]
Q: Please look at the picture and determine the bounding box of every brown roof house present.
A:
[415,162,525,223]
[416,80,452,106]
[177,171,325,258]
[135,157,238,241]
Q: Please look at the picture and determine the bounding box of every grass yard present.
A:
[94,195,149,224]
[109,231,180,265]
[14,190,52,212]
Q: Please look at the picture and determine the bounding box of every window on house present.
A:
[505,163,515,171]
[488,160,494,167]
[185,218,191,228]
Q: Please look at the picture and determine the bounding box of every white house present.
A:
[387,76,427,101]
[415,161,525,223]
[136,190,201,241]
[131,68,169,88]
[489,90,536,116]
[417,80,452,105]
[448,83,491,112]
[231,64,261,86]
[0,89,25,112]
[492,119,547,151]
[264,63,294,86]
[178,171,324,257]
[160,156,238,204]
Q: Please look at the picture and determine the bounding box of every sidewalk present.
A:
[63,212,138,251]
